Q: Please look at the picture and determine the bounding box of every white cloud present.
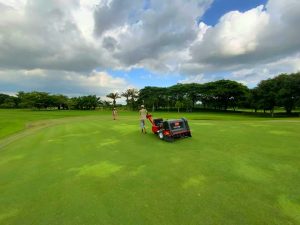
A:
[72,1,96,43]
[95,0,213,71]
[0,0,300,93]
[0,0,113,72]
[179,74,206,84]
[2,0,26,10]
[187,5,270,66]
[0,0,213,73]
[183,0,300,80]
[217,6,269,56]
[24,69,46,77]
[0,69,129,98]
[182,8,300,89]
[179,53,300,88]
[229,53,300,86]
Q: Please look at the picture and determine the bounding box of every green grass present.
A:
[0,109,300,225]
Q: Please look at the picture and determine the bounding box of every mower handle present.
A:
[146,114,154,125]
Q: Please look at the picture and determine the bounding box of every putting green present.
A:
[0,110,300,225]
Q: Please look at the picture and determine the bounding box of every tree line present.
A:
[0,92,100,110]
[0,72,299,114]
[137,72,300,114]
[0,89,140,110]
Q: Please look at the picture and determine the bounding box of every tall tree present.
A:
[69,95,100,110]
[274,73,300,114]
[175,100,183,113]
[121,90,131,106]
[0,94,17,108]
[0,94,10,105]
[256,79,277,116]
[201,80,249,110]
[248,88,260,113]
[51,94,69,110]
[106,92,120,107]
[128,89,139,110]
[186,83,202,110]
[292,72,300,107]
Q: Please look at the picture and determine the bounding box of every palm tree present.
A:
[106,92,120,107]
[121,89,131,106]
[128,89,139,110]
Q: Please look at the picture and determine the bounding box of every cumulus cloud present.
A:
[0,0,213,93]
[94,0,143,36]
[0,0,119,72]
[0,0,300,94]
[179,74,206,84]
[0,69,129,97]
[94,0,213,71]
[196,6,269,58]
[182,0,300,76]
[229,53,300,86]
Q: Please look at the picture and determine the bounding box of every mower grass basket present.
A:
[158,118,192,142]
[147,114,192,142]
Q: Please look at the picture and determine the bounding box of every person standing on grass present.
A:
[112,107,118,120]
[139,105,148,134]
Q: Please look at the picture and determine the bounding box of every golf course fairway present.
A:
[0,109,300,225]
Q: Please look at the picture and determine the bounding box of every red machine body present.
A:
[146,114,163,133]
[146,114,192,142]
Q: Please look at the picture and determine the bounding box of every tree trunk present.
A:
[131,98,134,110]
[285,107,292,114]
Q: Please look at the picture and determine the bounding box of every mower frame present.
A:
[146,114,192,142]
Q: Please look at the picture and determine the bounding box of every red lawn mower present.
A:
[146,114,192,142]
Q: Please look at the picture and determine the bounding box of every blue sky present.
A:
[108,68,181,88]
[108,68,230,89]
[0,0,300,98]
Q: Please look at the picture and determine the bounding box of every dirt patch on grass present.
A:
[0,116,102,150]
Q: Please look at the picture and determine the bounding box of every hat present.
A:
[141,105,144,108]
